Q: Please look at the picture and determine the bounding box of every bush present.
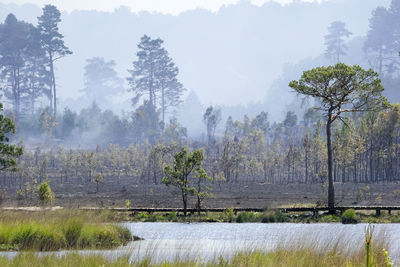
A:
[262,211,288,223]
[342,209,358,224]
[236,212,263,223]
[37,181,55,206]
[221,208,236,222]
[167,212,178,222]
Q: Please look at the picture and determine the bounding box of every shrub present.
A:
[221,208,236,222]
[236,212,263,223]
[37,181,55,206]
[167,212,178,222]
[262,211,288,223]
[342,209,358,224]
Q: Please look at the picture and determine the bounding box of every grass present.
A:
[0,233,392,267]
[0,210,132,251]
[3,207,400,224]
[121,208,400,224]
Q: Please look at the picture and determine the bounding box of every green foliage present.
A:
[220,208,236,222]
[136,212,165,222]
[36,181,54,205]
[262,211,289,223]
[0,103,23,171]
[167,212,178,222]
[162,147,210,215]
[236,212,263,223]
[289,63,387,212]
[62,219,83,248]
[342,209,358,224]
[125,200,132,209]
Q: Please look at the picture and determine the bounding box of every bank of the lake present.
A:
[116,208,400,224]
[3,207,400,224]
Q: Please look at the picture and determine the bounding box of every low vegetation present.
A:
[122,208,400,224]
[0,210,132,251]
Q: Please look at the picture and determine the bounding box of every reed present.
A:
[0,220,131,251]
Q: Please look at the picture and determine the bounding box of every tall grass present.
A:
[0,220,132,251]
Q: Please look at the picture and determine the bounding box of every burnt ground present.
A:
[3,178,400,209]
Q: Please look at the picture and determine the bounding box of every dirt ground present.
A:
[3,180,400,209]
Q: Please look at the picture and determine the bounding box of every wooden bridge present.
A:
[81,206,400,216]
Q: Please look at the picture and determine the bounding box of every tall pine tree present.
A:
[127,35,185,130]
[38,5,72,116]
[324,21,352,63]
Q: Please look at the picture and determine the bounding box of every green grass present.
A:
[0,212,132,251]
[4,207,400,224]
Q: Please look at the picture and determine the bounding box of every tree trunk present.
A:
[49,53,57,116]
[182,191,187,216]
[47,52,53,114]
[326,114,335,213]
[161,86,165,133]
[197,197,201,216]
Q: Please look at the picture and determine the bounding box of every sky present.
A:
[0,0,324,14]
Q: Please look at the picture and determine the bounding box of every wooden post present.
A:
[376,209,381,217]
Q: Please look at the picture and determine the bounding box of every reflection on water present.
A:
[0,222,399,264]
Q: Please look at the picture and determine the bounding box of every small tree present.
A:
[94,173,103,193]
[192,167,213,215]
[0,102,23,171]
[37,181,54,206]
[289,63,387,213]
[203,106,221,145]
[162,147,209,216]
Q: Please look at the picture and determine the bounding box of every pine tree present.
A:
[290,63,388,213]
[324,21,352,63]
[127,35,185,129]
[38,5,72,116]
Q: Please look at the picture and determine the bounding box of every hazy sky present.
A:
[1,0,323,14]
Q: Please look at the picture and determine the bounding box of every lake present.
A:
[1,222,399,263]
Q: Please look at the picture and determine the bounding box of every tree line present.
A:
[0,5,71,119]
[0,102,397,190]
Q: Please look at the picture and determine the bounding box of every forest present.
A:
[0,0,399,208]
